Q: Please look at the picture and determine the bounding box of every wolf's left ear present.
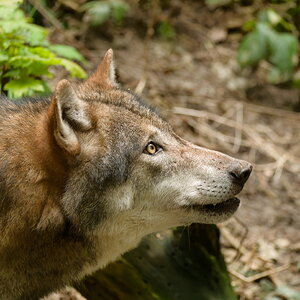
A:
[85,49,118,89]
[52,80,92,154]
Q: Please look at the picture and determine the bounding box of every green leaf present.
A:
[4,78,45,98]
[256,22,277,42]
[205,0,231,8]
[237,29,268,67]
[49,44,86,62]
[111,1,129,23]
[258,8,294,32]
[8,55,59,69]
[267,67,283,83]
[27,46,56,59]
[58,58,87,78]
[238,21,299,83]
[259,278,275,293]
[20,24,48,46]
[158,21,176,39]
[1,21,48,46]
[242,19,256,32]
[0,0,86,97]
[269,33,298,78]
[0,52,9,62]
[26,61,54,78]
[1,36,24,50]
[82,1,111,26]
[3,69,24,78]
[258,9,281,26]
[0,5,25,21]
[0,0,22,6]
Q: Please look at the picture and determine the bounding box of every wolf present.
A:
[0,49,252,300]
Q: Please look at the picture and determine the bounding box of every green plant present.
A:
[205,0,232,8]
[158,21,176,39]
[237,9,299,84]
[0,0,86,98]
[81,0,129,27]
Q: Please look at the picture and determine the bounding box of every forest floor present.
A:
[48,1,300,299]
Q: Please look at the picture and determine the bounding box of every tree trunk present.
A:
[76,224,236,300]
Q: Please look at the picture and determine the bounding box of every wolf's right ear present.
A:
[52,80,92,155]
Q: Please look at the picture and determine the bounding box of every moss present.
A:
[77,224,236,300]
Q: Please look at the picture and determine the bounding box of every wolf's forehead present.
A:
[78,87,168,128]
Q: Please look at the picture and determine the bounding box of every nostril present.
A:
[229,171,239,180]
[240,166,252,181]
[228,163,252,184]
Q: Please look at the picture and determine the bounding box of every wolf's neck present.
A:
[0,104,69,232]
[81,210,180,275]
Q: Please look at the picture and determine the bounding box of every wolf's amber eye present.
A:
[145,142,158,155]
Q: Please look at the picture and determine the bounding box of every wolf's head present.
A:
[49,49,252,234]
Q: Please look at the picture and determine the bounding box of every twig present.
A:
[253,162,284,171]
[172,106,297,169]
[176,94,300,120]
[221,227,248,256]
[229,264,290,283]
[231,217,248,262]
[255,124,298,145]
[272,154,288,185]
[135,76,147,95]
[232,102,243,153]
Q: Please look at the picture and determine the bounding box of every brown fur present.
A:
[0,50,252,300]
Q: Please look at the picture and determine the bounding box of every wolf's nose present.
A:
[228,162,252,185]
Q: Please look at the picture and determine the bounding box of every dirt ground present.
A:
[49,1,300,299]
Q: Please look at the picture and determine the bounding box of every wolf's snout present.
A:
[228,161,252,185]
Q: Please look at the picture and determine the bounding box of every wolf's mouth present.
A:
[188,197,240,214]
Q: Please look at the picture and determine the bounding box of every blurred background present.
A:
[1,0,300,299]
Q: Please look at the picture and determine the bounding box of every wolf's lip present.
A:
[189,197,240,214]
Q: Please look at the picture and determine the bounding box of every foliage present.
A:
[237,9,299,84]
[80,0,176,39]
[81,0,129,26]
[158,21,176,39]
[205,0,232,8]
[0,0,86,98]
